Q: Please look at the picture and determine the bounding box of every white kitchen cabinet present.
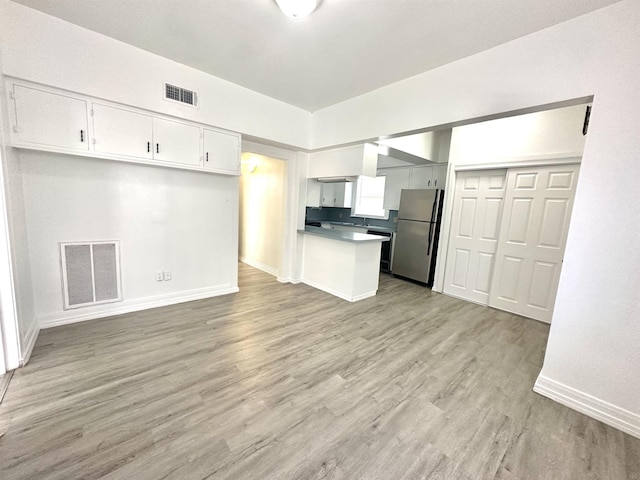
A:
[10,84,89,152]
[307,179,322,207]
[203,128,241,174]
[432,164,448,189]
[378,167,411,210]
[320,183,353,207]
[408,164,448,190]
[7,79,242,176]
[152,117,201,167]
[92,103,153,159]
[321,183,336,207]
[308,144,378,178]
[335,182,353,208]
[408,165,434,189]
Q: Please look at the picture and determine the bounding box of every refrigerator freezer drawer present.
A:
[392,219,433,283]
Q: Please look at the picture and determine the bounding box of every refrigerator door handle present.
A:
[427,221,434,256]
[430,195,438,223]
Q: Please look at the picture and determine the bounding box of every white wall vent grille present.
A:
[164,83,198,107]
[60,241,122,309]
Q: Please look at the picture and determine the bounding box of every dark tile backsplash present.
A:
[306,207,398,229]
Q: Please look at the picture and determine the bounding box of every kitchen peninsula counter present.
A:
[299,225,391,243]
[298,226,388,302]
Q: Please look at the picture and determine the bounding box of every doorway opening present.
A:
[238,153,286,278]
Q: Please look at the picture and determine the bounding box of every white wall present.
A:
[0,0,311,150]
[19,151,239,327]
[449,104,587,165]
[239,153,285,276]
[312,0,640,436]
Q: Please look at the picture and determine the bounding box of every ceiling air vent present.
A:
[164,83,198,107]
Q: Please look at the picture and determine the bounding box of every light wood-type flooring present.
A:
[1,264,638,479]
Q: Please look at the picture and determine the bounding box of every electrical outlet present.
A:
[155,271,164,281]
[163,270,172,281]
[339,212,343,218]
[393,217,398,223]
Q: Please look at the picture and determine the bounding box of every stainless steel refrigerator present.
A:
[392,189,445,286]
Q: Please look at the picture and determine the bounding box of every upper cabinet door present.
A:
[152,117,201,166]
[92,104,153,159]
[203,128,240,174]
[321,183,336,206]
[380,167,411,210]
[432,164,448,189]
[11,85,89,152]
[408,165,434,189]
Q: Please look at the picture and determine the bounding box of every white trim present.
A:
[302,279,376,303]
[0,80,21,371]
[454,154,582,172]
[277,276,302,284]
[38,284,239,329]
[240,257,279,277]
[19,319,39,366]
[534,374,640,439]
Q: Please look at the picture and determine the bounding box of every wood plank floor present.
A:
[1,263,638,479]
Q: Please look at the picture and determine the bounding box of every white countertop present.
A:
[299,226,390,243]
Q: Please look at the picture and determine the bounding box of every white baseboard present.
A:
[534,374,640,439]
[277,276,302,284]
[19,319,40,366]
[38,284,239,329]
[240,257,279,277]
[302,279,376,303]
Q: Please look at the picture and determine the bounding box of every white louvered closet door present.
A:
[489,164,579,323]
[443,169,507,305]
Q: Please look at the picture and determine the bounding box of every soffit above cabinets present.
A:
[12,0,620,112]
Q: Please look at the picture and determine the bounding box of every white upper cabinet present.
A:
[432,164,448,189]
[92,103,153,159]
[408,164,448,189]
[320,183,336,207]
[308,144,378,178]
[203,128,241,174]
[379,167,411,210]
[152,117,201,167]
[334,182,353,208]
[319,182,353,207]
[408,165,433,189]
[10,84,89,152]
[7,79,241,176]
[306,179,322,207]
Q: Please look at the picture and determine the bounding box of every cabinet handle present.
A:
[156,143,159,154]
[434,179,437,187]
[80,130,84,142]
[147,141,150,153]
[206,152,209,162]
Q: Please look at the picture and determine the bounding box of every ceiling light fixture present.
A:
[275,0,318,19]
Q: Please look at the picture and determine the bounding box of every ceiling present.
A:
[12,0,620,112]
